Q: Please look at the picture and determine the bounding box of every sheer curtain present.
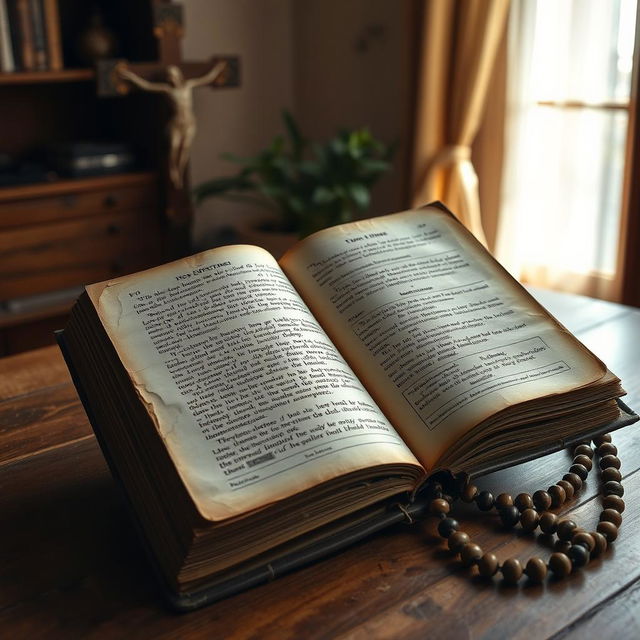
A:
[495,0,637,300]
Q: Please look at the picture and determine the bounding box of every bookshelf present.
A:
[0,1,184,355]
[0,68,94,84]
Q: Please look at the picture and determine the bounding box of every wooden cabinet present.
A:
[0,173,162,298]
[0,173,166,355]
[0,1,189,355]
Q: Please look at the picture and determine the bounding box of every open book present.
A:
[59,203,634,609]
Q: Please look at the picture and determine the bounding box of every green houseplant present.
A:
[193,111,394,240]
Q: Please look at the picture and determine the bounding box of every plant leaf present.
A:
[348,183,370,210]
[312,186,336,205]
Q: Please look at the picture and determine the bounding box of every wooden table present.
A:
[2,289,640,639]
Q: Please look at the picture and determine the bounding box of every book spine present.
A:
[6,0,22,69]
[41,0,60,70]
[0,0,15,71]
[15,0,34,71]
[28,0,45,70]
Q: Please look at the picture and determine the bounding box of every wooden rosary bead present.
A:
[557,519,578,541]
[602,495,625,513]
[477,552,499,577]
[555,539,572,554]
[601,467,622,483]
[599,455,621,470]
[594,433,612,446]
[429,498,450,516]
[600,509,623,528]
[437,517,459,538]
[548,485,566,508]
[539,511,558,534]
[596,520,619,542]
[475,491,495,511]
[603,480,624,497]
[569,463,589,481]
[500,505,521,528]
[590,531,608,556]
[501,558,523,584]
[563,472,583,491]
[574,443,594,458]
[448,531,470,553]
[430,431,621,586]
[568,544,590,568]
[460,543,483,567]
[556,479,574,501]
[495,493,513,509]
[514,493,534,512]
[573,454,593,471]
[525,557,547,583]
[570,527,587,539]
[597,442,617,457]
[533,490,552,511]
[572,531,596,552]
[548,552,573,577]
[520,508,540,533]
[461,484,478,503]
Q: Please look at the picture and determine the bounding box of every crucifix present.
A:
[115,61,228,190]
[96,1,240,254]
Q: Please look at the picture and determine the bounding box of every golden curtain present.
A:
[411,0,510,246]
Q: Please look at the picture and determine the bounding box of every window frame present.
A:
[619,5,640,306]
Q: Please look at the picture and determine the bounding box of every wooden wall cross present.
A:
[96,57,240,99]
[94,1,241,257]
[96,0,240,98]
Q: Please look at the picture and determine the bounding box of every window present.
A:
[496,0,637,300]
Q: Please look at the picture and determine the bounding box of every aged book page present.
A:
[280,206,608,470]
[86,245,422,521]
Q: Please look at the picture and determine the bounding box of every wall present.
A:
[182,0,295,248]
[292,0,414,218]
[183,0,414,247]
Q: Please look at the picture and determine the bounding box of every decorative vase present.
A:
[76,10,117,65]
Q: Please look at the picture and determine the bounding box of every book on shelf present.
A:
[13,0,35,71]
[1,0,62,72]
[42,0,62,70]
[6,0,21,70]
[0,0,15,72]
[58,202,637,610]
[29,0,47,70]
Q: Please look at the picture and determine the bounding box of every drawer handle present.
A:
[104,194,118,208]
[106,224,120,235]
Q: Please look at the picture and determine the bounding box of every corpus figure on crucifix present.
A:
[116,61,227,189]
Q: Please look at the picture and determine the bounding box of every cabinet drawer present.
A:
[0,210,163,299]
[0,176,157,229]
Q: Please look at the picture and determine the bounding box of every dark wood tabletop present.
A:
[1,288,640,639]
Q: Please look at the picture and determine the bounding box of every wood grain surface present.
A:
[0,288,639,639]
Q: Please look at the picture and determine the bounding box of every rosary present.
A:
[430,433,624,583]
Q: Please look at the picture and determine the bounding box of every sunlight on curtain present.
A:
[496,0,637,299]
